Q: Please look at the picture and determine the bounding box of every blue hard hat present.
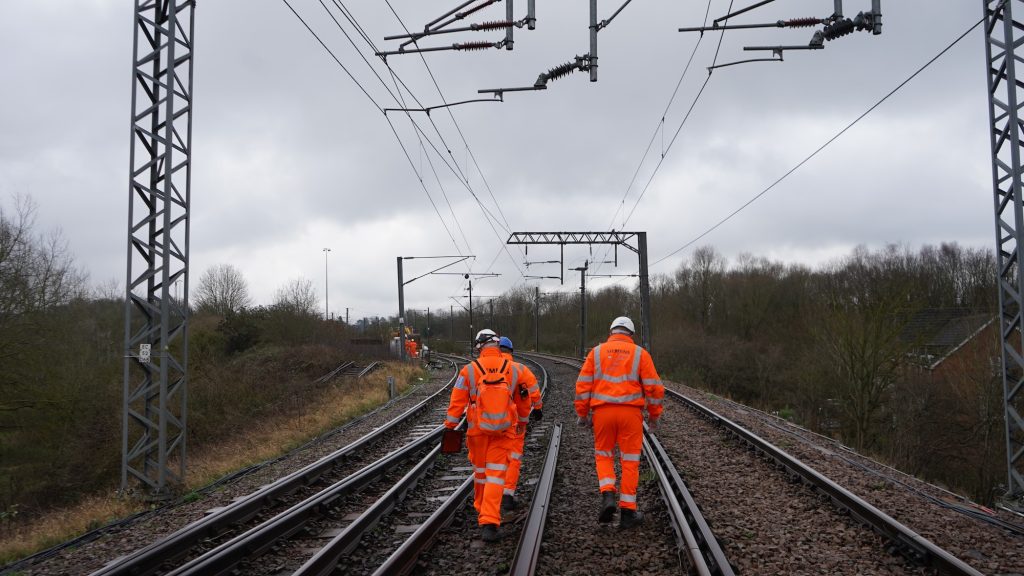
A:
[498,336,514,351]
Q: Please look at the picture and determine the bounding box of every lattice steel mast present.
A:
[122,0,195,496]
[983,0,1024,498]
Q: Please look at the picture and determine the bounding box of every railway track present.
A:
[19,350,1005,575]
[528,351,985,575]
[524,352,733,576]
[89,358,462,576]
[90,354,564,576]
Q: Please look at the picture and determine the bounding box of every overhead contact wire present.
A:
[591,0,716,276]
[617,0,734,230]
[384,0,520,239]
[652,11,989,268]
[281,0,466,256]
[383,0,527,277]
[321,0,515,248]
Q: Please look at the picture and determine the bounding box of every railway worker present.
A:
[574,316,665,529]
[443,328,518,542]
[497,336,543,514]
[404,337,418,359]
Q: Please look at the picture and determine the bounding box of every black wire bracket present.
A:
[679,0,882,68]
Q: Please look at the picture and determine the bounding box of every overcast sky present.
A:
[0,1,997,322]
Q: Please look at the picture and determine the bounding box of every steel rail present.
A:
[524,352,729,575]
[168,427,444,576]
[314,361,355,383]
[665,389,985,576]
[357,361,381,378]
[508,423,562,576]
[294,445,446,576]
[91,359,460,576]
[643,426,734,576]
[371,475,473,576]
[366,352,551,576]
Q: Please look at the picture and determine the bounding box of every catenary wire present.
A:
[619,0,734,229]
[383,0,516,235]
[376,0,527,276]
[280,0,466,256]
[319,0,516,245]
[315,0,525,282]
[591,0,716,276]
[373,0,527,279]
[651,9,988,268]
[392,70,476,258]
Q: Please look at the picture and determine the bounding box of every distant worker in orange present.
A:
[497,336,543,514]
[443,329,518,542]
[575,316,664,528]
[404,337,418,359]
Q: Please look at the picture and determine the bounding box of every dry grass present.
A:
[0,363,422,566]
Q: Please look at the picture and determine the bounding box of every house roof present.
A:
[900,309,990,347]
[899,308,996,370]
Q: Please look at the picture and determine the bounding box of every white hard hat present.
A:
[609,316,635,334]
[474,328,499,346]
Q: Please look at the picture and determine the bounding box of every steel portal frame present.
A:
[984,0,1024,497]
[507,232,652,352]
[122,0,195,495]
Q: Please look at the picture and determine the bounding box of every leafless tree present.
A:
[688,245,726,330]
[274,277,319,316]
[813,245,917,450]
[0,194,86,332]
[193,263,252,315]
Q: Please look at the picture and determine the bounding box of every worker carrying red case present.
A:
[441,428,464,454]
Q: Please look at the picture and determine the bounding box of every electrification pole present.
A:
[573,260,589,357]
[984,0,1024,499]
[122,0,195,497]
[397,257,406,360]
[534,286,540,351]
[637,232,652,354]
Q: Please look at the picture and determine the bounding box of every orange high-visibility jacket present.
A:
[575,333,664,419]
[445,346,516,437]
[502,353,543,425]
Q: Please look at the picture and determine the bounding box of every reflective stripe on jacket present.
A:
[445,346,516,437]
[574,333,664,419]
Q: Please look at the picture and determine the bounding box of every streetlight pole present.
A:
[323,248,331,320]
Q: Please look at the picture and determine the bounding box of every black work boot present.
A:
[481,523,501,542]
[619,508,644,529]
[501,494,516,514]
[598,491,617,523]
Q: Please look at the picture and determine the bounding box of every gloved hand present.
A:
[530,408,543,422]
[576,414,590,428]
[647,417,659,432]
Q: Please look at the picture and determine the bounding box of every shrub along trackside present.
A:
[0,335,419,565]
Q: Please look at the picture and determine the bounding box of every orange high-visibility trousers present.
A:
[592,404,643,510]
[503,429,526,496]
[466,434,515,525]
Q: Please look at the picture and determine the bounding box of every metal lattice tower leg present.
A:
[984,0,1024,498]
[122,0,195,496]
